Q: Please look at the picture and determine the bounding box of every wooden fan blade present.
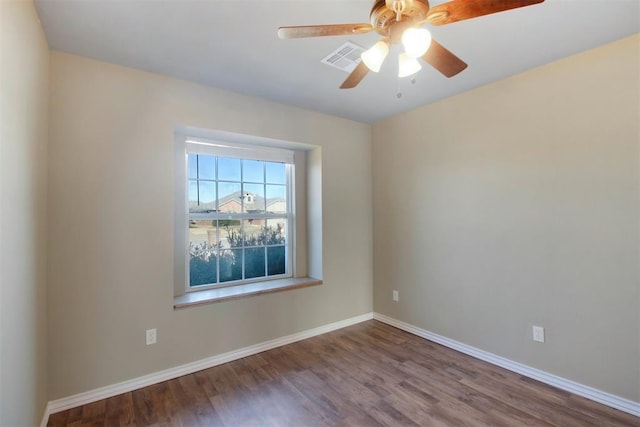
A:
[340,61,370,89]
[425,0,544,26]
[421,40,468,78]
[277,23,373,39]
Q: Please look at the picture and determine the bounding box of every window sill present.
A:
[173,277,322,309]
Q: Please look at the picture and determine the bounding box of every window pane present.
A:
[267,246,286,276]
[219,249,243,282]
[189,225,218,286]
[266,162,286,184]
[199,181,216,210]
[188,180,199,212]
[218,182,241,213]
[218,157,240,181]
[188,220,214,246]
[245,248,266,279]
[266,185,286,214]
[198,155,216,180]
[188,154,198,179]
[217,221,242,248]
[243,159,264,183]
[243,219,264,246]
[189,181,217,213]
[242,183,264,213]
[265,219,287,245]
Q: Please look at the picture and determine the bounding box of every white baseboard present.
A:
[373,312,640,418]
[40,401,52,427]
[41,312,374,425]
[40,310,639,425]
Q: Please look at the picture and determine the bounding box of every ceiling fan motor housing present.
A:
[371,0,430,40]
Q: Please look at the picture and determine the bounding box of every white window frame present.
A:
[182,136,295,293]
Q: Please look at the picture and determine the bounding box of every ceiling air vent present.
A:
[321,41,365,73]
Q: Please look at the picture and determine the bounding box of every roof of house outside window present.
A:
[189,191,285,214]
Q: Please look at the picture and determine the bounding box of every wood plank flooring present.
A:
[47,320,639,426]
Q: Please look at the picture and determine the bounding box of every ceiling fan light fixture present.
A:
[401,27,432,58]
[398,52,422,78]
[361,40,389,72]
[278,0,545,88]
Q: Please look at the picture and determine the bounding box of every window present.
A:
[183,138,294,291]
[173,130,323,307]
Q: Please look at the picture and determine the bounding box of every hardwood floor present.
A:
[47,320,639,426]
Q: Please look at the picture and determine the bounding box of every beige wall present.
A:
[373,35,640,401]
[48,52,373,398]
[0,0,50,424]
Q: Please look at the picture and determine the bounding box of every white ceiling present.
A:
[35,0,639,124]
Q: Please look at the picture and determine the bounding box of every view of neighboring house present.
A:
[190,191,286,217]
[189,191,287,247]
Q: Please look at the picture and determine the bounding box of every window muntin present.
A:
[185,142,293,291]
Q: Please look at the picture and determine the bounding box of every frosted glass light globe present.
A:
[398,52,422,78]
[361,40,390,72]
[401,27,432,58]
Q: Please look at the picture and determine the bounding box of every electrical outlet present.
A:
[146,328,157,345]
[392,290,399,302]
[532,326,545,343]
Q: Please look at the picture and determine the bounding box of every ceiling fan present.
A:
[278,0,544,89]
